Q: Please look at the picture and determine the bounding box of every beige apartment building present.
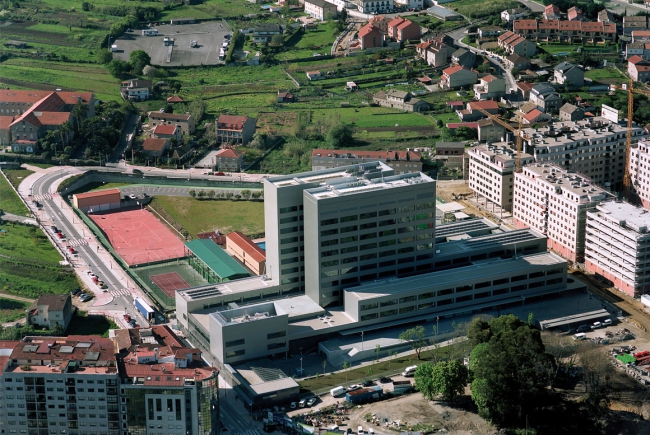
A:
[468,142,534,211]
[629,138,650,210]
[513,164,613,262]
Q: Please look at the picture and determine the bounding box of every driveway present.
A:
[1,211,38,226]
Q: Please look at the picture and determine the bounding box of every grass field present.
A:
[66,311,118,338]
[275,22,338,61]
[0,172,29,216]
[0,223,78,298]
[4,169,35,189]
[448,0,520,19]
[151,196,265,237]
[0,298,31,324]
[86,182,131,192]
[0,59,121,102]
[310,107,437,128]
[585,67,626,82]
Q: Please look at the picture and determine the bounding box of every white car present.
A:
[129,194,137,200]
[347,384,361,391]
[299,399,307,407]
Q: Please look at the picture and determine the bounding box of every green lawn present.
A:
[152,196,265,237]
[0,172,29,216]
[0,223,78,298]
[310,107,436,128]
[65,311,118,338]
[276,22,339,61]
[86,182,131,192]
[447,0,520,19]
[585,67,626,83]
[0,297,31,324]
[4,169,35,189]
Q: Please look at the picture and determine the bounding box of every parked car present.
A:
[129,194,137,200]
[379,377,393,384]
[591,322,603,330]
[124,314,132,322]
[214,171,226,176]
[68,247,76,254]
[347,384,361,392]
[132,169,143,174]
[71,288,81,296]
[290,402,297,409]
[306,397,317,407]
[298,398,307,408]
[56,232,65,239]
[50,226,59,232]
[362,380,374,387]
[34,201,42,208]
[576,325,590,333]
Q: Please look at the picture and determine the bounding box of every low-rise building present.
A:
[478,26,505,39]
[628,55,650,82]
[216,114,256,146]
[529,82,563,113]
[120,79,152,101]
[451,48,476,68]
[368,15,391,34]
[439,65,477,89]
[498,31,538,57]
[142,137,170,158]
[353,0,394,14]
[598,9,614,24]
[543,4,560,20]
[473,74,506,101]
[148,111,196,135]
[152,124,182,143]
[585,201,650,297]
[477,118,506,142]
[359,23,385,49]
[632,30,650,43]
[553,61,585,87]
[277,90,295,103]
[513,163,613,262]
[225,231,267,276]
[504,54,531,71]
[388,17,421,42]
[304,0,337,20]
[457,100,499,122]
[253,23,282,43]
[416,39,454,67]
[311,148,423,173]
[306,70,323,80]
[559,102,585,122]
[501,7,526,23]
[27,294,73,332]
[372,89,429,112]
[567,6,584,21]
[513,19,616,43]
[623,16,648,36]
[215,148,246,172]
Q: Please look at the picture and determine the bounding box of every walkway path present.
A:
[0,293,36,303]
[1,212,37,226]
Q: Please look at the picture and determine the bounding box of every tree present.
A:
[142,65,158,79]
[271,33,285,46]
[97,50,113,64]
[107,59,130,79]
[188,100,207,123]
[399,325,426,359]
[207,190,216,200]
[470,315,555,425]
[197,190,206,199]
[241,189,252,200]
[415,360,468,403]
[189,189,196,198]
[326,123,353,148]
[129,50,151,75]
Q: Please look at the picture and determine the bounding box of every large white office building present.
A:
[585,201,650,297]
[513,163,613,263]
[176,162,585,376]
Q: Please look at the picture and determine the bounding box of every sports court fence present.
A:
[73,206,180,311]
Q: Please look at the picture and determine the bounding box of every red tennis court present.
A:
[90,209,185,266]
[151,272,191,297]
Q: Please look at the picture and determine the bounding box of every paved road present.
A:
[516,0,544,13]
[110,112,140,163]
[1,211,37,226]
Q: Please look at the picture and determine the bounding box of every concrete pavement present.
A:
[1,212,37,226]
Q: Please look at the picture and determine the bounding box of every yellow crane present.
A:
[473,105,530,173]
[609,79,650,199]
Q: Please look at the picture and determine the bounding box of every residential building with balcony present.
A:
[215,115,256,146]
[26,294,73,332]
[439,65,477,90]
[473,75,506,101]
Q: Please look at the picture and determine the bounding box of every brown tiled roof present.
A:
[148,112,191,121]
[217,114,250,130]
[142,137,169,152]
[36,294,70,311]
[74,188,121,200]
[359,23,382,37]
[153,124,178,135]
[166,96,184,103]
[226,231,266,263]
[215,148,244,159]
[0,115,14,130]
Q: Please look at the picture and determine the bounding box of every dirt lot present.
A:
[345,393,496,435]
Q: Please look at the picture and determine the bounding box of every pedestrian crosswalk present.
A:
[110,289,132,297]
[33,193,52,201]
[68,238,88,247]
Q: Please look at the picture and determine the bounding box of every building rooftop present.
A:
[346,252,565,300]
[307,171,433,200]
[142,137,169,152]
[226,231,266,263]
[73,188,121,200]
[35,294,70,311]
[592,201,650,235]
[184,239,250,281]
[178,276,274,302]
[520,164,614,204]
[153,124,178,135]
[267,161,394,188]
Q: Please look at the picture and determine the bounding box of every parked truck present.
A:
[392,380,413,395]
[134,297,155,324]
[346,385,383,404]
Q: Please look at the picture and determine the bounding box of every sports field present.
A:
[131,259,209,308]
[151,272,191,297]
[89,209,185,266]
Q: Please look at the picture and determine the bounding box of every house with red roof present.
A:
[388,17,421,42]
[368,15,391,33]
[142,137,170,158]
[457,100,500,122]
[567,6,584,21]
[225,231,266,276]
[416,39,454,67]
[473,74,506,101]
[498,31,537,57]
[152,124,182,143]
[0,90,94,153]
[166,95,184,104]
[214,148,246,172]
[215,114,256,145]
[439,65,477,89]
[628,55,650,82]
[148,111,196,135]
[543,4,560,20]
[358,23,384,49]
[512,19,616,43]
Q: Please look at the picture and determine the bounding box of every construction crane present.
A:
[609,79,650,199]
[473,105,529,173]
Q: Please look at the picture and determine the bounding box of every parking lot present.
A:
[112,21,231,66]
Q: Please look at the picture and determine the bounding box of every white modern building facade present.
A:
[629,138,650,210]
[513,163,613,263]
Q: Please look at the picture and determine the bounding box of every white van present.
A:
[402,365,417,377]
[573,333,587,341]
[330,386,347,397]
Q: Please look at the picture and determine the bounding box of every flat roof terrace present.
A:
[267,161,394,188]
[309,172,434,199]
[346,251,565,301]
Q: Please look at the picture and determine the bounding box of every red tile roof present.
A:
[523,108,543,122]
[469,100,499,110]
[142,137,169,152]
[388,17,405,28]
[74,188,121,200]
[36,112,71,125]
[153,124,178,135]
[166,95,184,103]
[359,23,382,37]
[629,55,645,64]
[120,361,218,386]
[481,75,498,83]
[217,114,250,130]
[226,231,266,263]
[215,148,245,159]
[0,115,14,130]
[446,122,479,129]
[443,65,464,75]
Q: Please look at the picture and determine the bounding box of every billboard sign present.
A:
[601,104,620,123]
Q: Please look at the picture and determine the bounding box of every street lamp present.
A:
[361,331,364,351]
[436,316,439,343]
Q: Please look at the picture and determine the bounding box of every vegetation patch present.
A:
[0,298,31,324]
[0,171,30,216]
[65,311,118,338]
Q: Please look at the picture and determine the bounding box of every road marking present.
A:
[68,239,89,247]
[110,289,132,297]
[33,193,52,201]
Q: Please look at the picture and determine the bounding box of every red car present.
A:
[214,171,226,176]
[68,247,76,254]
[123,314,132,322]
[56,233,64,239]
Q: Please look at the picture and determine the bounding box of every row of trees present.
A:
[105,50,152,78]
[188,189,262,201]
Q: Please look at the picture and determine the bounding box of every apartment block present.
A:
[629,138,650,210]
[513,19,616,43]
[513,163,613,262]
[521,118,647,190]
[468,142,534,211]
[585,201,650,297]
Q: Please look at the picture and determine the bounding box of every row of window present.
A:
[320,203,435,228]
